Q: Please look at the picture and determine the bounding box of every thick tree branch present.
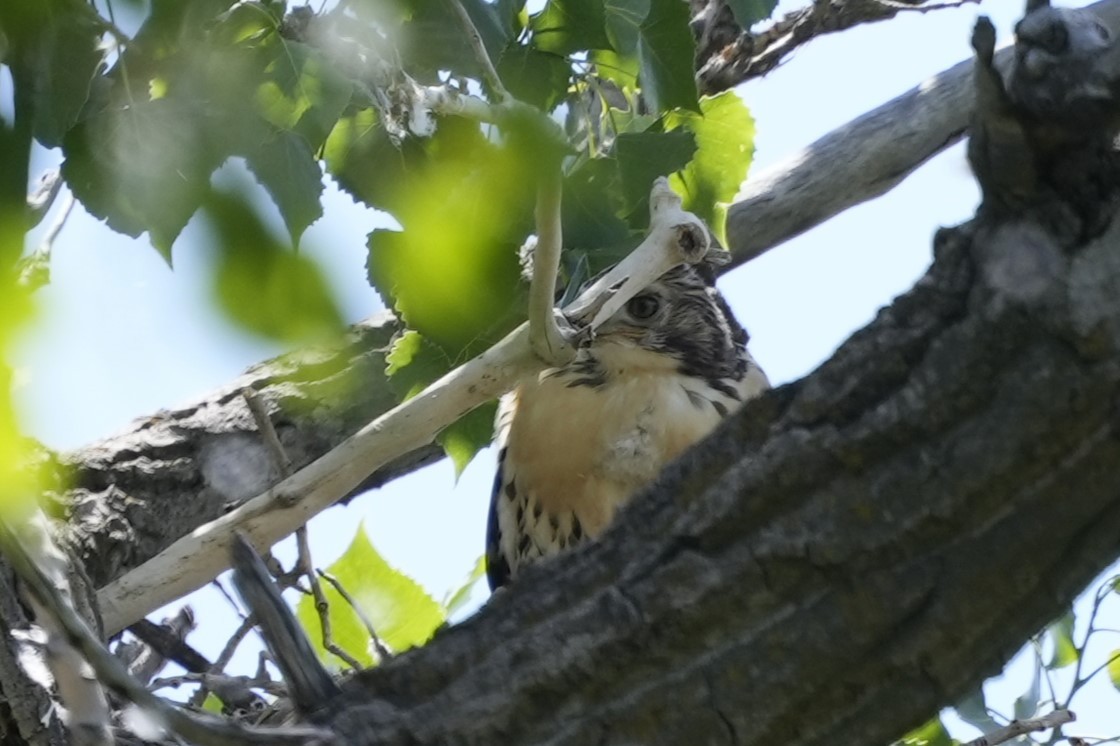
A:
[311,206,1120,746]
[55,313,442,591]
[96,185,712,634]
[725,0,1120,269]
[694,0,980,94]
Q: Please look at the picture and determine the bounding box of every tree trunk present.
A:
[314,211,1120,744]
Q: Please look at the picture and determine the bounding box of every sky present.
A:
[10,0,1120,740]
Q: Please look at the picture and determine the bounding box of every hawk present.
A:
[485,253,769,589]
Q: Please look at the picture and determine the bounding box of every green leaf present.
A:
[398,0,512,83]
[62,97,224,258]
[0,0,104,147]
[604,0,651,54]
[666,90,755,243]
[726,0,778,28]
[636,0,699,112]
[201,693,223,714]
[497,46,572,112]
[244,131,324,245]
[364,122,531,354]
[1046,610,1079,669]
[255,40,353,151]
[562,157,629,254]
[894,716,955,746]
[206,190,344,342]
[615,130,696,214]
[531,0,612,55]
[1108,649,1120,691]
[324,110,422,214]
[439,402,497,477]
[296,523,446,667]
[591,49,640,91]
[442,556,487,617]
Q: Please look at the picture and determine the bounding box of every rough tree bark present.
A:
[5,0,1120,744]
[315,212,1120,745]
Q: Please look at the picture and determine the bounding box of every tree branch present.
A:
[309,203,1120,746]
[724,0,1120,269]
[694,0,980,94]
[96,182,712,634]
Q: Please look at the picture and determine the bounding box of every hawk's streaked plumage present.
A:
[485,256,769,590]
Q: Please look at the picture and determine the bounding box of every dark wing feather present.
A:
[485,447,512,591]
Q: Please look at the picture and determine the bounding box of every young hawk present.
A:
[485,254,769,589]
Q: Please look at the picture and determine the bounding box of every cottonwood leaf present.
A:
[297,524,445,668]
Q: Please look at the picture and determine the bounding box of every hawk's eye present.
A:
[627,294,661,320]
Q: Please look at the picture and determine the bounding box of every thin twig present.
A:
[0,518,329,746]
[300,529,362,670]
[527,167,573,366]
[243,388,360,669]
[242,389,293,475]
[446,0,509,102]
[186,614,256,709]
[99,178,715,633]
[964,710,1077,746]
[19,191,75,290]
[318,570,393,662]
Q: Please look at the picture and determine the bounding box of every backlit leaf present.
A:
[206,190,343,342]
[1046,610,1079,669]
[1108,649,1120,691]
[894,716,954,746]
[296,523,445,668]
[666,91,755,243]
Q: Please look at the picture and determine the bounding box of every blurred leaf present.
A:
[442,556,487,617]
[1046,610,1079,669]
[531,0,612,55]
[497,46,572,112]
[1108,649,1120,691]
[296,523,445,668]
[383,331,496,475]
[0,0,104,147]
[666,90,755,243]
[726,0,778,28]
[201,693,223,714]
[955,686,1001,734]
[206,190,343,342]
[604,0,651,54]
[62,97,223,260]
[615,130,696,214]
[636,0,698,113]
[1013,654,1041,720]
[365,122,530,354]
[244,131,324,245]
[894,716,955,746]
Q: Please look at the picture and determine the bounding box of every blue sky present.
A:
[11,0,1120,738]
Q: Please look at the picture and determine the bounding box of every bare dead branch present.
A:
[695,0,980,94]
[963,710,1076,746]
